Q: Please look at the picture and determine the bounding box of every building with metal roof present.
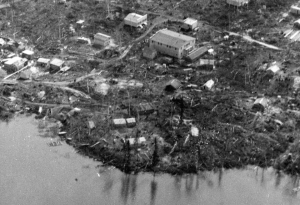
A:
[124,13,147,28]
[94,33,111,47]
[149,29,196,58]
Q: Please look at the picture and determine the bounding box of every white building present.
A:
[94,33,111,47]
[149,29,196,59]
[183,18,198,30]
[291,5,300,15]
[124,13,147,28]
[226,0,249,6]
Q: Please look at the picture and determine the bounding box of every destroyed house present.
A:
[226,0,249,6]
[37,58,50,67]
[50,58,64,72]
[4,57,27,73]
[124,13,147,28]
[187,46,208,61]
[182,18,198,30]
[149,29,196,59]
[94,33,111,47]
[21,50,34,60]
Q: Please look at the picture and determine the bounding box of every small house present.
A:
[21,50,34,60]
[126,118,136,128]
[291,5,300,15]
[37,58,50,68]
[113,118,127,128]
[88,121,96,129]
[143,46,157,59]
[49,58,65,73]
[76,20,85,29]
[93,33,111,47]
[182,18,198,31]
[124,13,147,28]
[134,103,155,115]
[187,46,208,61]
[165,79,181,91]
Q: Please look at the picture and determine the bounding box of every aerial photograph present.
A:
[1,0,300,204]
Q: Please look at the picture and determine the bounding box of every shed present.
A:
[252,98,269,113]
[187,46,208,61]
[76,20,85,29]
[291,5,300,15]
[21,50,34,60]
[94,33,111,47]
[226,0,249,6]
[165,79,181,91]
[143,46,157,59]
[293,76,300,90]
[50,58,65,73]
[124,13,147,28]
[137,137,146,144]
[198,59,215,69]
[134,103,155,115]
[4,57,27,73]
[183,18,198,30]
[88,120,96,129]
[37,58,50,67]
[113,118,127,128]
[203,79,215,90]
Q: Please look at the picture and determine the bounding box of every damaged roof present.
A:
[150,29,195,48]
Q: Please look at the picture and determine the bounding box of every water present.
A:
[1,115,300,205]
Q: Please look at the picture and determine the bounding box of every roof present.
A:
[184,18,197,25]
[291,5,300,10]
[37,58,50,64]
[50,58,64,67]
[94,33,111,41]
[150,29,195,48]
[143,46,157,59]
[165,79,181,90]
[22,50,34,55]
[124,13,145,23]
[76,20,85,24]
[226,0,249,6]
[187,46,208,61]
[4,56,22,65]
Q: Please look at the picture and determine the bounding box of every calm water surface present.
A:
[1,115,300,205]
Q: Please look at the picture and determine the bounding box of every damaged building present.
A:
[149,29,196,59]
[93,33,111,47]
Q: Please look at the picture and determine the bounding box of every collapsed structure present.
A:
[149,29,195,58]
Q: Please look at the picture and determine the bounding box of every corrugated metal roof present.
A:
[187,46,208,61]
[4,56,22,65]
[50,58,64,67]
[184,18,197,25]
[150,29,195,48]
